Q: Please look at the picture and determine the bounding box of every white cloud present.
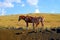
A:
[0,3,2,8]
[15,0,21,3]
[21,3,25,7]
[27,0,39,6]
[0,2,14,8]
[0,0,22,8]
[51,11,55,13]
[27,0,39,13]
[1,9,6,15]
[0,2,14,15]
[0,0,22,15]
[5,0,21,3]
[35,8,40,13]
[3,2,14,8]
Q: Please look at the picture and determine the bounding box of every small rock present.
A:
[15,32,22,35]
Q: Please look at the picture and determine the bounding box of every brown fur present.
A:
[18,15,44,27]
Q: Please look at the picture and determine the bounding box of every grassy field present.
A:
[0,13,60,29]
[0,13,60,40]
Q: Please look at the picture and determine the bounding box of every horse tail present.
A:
[39,16,44,27]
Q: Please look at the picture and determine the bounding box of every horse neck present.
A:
[22,18,25,20]
[21,17,26,21]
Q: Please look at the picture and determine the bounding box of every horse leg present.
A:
[41,21,44,27]
[36,23,39,27]
[26,22,28,30]
[26,22,28,27]
[33,23,34,30]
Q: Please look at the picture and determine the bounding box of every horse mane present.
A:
[19,15,26,18]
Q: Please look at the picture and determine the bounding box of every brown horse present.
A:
[18,15,44,28]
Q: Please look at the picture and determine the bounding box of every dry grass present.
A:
[0,13,60,29]
[0,13,60,40]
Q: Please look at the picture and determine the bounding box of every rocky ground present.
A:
[0,27,60,40]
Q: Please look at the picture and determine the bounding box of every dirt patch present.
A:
[0,28,60,40]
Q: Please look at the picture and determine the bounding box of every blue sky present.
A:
[0,0,60,15]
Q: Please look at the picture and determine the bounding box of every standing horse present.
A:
[18,15,44,28]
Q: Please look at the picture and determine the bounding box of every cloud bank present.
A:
[35,8,40,13]
[0,0,39,15]
[27,0,38,6]
[0,0,22,15]
[27,0,40,13]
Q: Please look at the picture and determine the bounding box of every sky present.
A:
[0,0,60,15]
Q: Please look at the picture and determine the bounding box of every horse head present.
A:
[18,15,26,21]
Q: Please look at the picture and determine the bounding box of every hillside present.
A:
[0,13,60,29]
